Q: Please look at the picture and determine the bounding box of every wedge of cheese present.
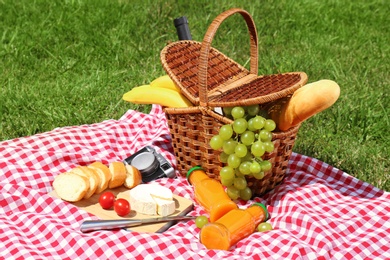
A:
[129,184,176,217]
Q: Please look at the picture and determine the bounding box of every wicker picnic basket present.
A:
[160,8,308,196]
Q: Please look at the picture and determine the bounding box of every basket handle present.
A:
[198,8,259,106]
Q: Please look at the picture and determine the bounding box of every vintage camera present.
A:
[123,146,175,183]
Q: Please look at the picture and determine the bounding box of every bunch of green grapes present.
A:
[209,105,276,201]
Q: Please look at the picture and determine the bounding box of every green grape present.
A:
[264,141,274,152]
[250,161,261,174]
[239,187,253,201]
[210,135,224,150]
[253,171,265,179]
[264,119,276,132]
[223,107,233,115]
[227,154,241,168]
[231,107,245,119]
[259,129,272,142]
[239,161,252,175]
[227,186,240,200]
[219,124,234,140]
[257,222,273,232]
[247,118,256,131]
[233,118,248,134]
[241,152,253,162]
[195,216,209,229]
[234,143,248,158]
[220,152,229,163]
[255,156,263,162]
[260,160,272,172]
[246,105,260,116]
[251,141,265,157]
[221,177,234,187]
[223,139,237,154]
[220,166,235,180]
[235,168,245,178]
[233,177,247,190]
[240,131,255,146]
[253,116,265,130]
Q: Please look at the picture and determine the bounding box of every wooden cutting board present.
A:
[49,186,194,233]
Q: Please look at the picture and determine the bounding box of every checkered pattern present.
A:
[1,105,389,259]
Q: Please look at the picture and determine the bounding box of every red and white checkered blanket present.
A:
[1,105,389,259]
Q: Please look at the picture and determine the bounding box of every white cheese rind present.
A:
[153,197,176,217]
[147,184,173,200]
[129,184,176,216]
[129,186,156,215]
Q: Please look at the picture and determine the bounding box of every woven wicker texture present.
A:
[161,8,308,196]
[161,8,307,107]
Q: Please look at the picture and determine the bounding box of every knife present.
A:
[80,215,196,232]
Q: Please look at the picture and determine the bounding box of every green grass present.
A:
[1,0,389,191]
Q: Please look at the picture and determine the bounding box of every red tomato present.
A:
[114,198,131,216]
[99,191,116,209]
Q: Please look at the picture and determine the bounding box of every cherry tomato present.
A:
[114,198,131,216]
[99,191,116,209]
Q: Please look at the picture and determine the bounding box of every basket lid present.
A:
[160,8,308,107]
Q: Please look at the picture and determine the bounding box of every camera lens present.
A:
[131,152,159,177]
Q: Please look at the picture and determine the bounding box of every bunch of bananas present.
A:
[123,75,193,108]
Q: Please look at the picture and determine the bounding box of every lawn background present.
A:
[1,0,389,191]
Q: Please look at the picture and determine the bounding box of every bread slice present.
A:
[88,162,111,194]
[84,166,101,192]
[71,166,98,199]
[108,162,127,189]
[123,164,142,189]
[53,172,89,202]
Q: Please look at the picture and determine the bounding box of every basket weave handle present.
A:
[198,8,259,106]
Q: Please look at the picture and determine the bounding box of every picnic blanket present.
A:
[1,105,389,260]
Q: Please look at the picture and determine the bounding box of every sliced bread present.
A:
[71,166,99,199]
[88,162,111,194]
[123,164,142,189]
[108,162,127,189]
[53,172,89,202]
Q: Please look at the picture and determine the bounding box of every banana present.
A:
[150,75,181,92]
[123,85,192,108]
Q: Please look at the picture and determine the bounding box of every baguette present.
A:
[71,166,99,199]
[123,164,142,189]
[270,80,340,131]
[88,162,111,194]
[108,162,127,189]
[53,161,142,202]
[53,172,89,202]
